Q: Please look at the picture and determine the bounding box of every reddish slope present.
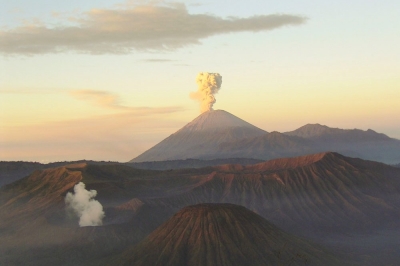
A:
[0,164,84,230]
[142,152,400,234]
[0,163,174,266]
[117,204,343,266]
[1,152,400,265]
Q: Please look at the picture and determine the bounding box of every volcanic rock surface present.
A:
[117,203,342,266]
[1,152,400,265]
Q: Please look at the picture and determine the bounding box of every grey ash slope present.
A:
[131,111,400,164]
[131,110,267,162]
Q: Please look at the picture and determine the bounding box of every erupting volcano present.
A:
[131,109,266,162]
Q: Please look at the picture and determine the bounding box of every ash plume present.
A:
[190,72,222,113]
[65,182,105,227]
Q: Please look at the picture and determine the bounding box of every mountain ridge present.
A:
[285,123,393,141]
[131,110,400,164]
[2,152,400,265]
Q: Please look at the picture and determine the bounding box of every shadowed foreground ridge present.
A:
[120,203,342,266]
[1,152,399,265]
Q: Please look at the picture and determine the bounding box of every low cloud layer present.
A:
[69,89,184,114]
[69,89,126,110]
[0,3,307,55]
[65,182,105,227]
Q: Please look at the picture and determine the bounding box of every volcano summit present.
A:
[131,110,266,162]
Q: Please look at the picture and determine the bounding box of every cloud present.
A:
[69,89,125,110]
[69,89,184,114]
[0,87,184,162]
[0,2,307,55]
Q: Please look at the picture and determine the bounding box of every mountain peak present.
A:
[285,124,392,143]
[130,110,266,162]
[178,109,264,133]
[131,111,399,163]
[285,124,338,138]
[120,203,340,266]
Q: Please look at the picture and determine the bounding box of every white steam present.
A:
[190,72,222,113]
[65,182,105,227]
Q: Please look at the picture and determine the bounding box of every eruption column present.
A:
[190,72,222,113]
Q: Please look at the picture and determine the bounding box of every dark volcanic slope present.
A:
[0,158,262,187]
[126,158,263,170]
[0,160,119,188]
[117,204,342,266]
[3,152,400,236]
[1,152,400,265]
[0,163,184,266]
[141,152,400,234]
[0,164,84,230]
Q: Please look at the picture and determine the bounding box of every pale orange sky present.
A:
[1,0,399,162]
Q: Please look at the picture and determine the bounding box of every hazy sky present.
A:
[1,0,399,162]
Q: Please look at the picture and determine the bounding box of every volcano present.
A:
[131,110,400,164]
[131,110,266,162]
[116,203,343,266]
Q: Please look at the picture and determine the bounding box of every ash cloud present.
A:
[65,182,105,227]
[0,3,307,55]
[190,72,222,113]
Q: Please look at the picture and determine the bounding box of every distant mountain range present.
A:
[1,152,400,265]
[0,158,263,188]
[131,110,400,164]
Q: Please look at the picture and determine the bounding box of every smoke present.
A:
[190,72,222,113]
[65,182,105,227]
